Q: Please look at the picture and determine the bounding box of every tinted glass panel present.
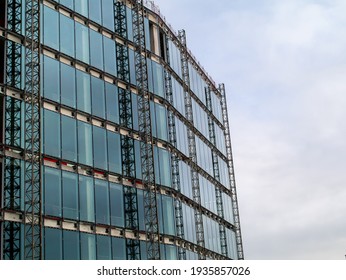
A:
[103,37,117,76]
[95,179,110,225]
[102,0,114,31]
[75,22,89,64]
[62,171,78,220]
[44,167,61,217]
[97,235,111,260]
[78,121,93,166]
[79,175,94,222]
[75,0,88,18]
[162,196,175,235]
[60,14,74,57]
[61,115,77,162]
[90,30,103,70]
[44,6,59,50]
[109,183,124,227]
[93,126,107,170]
[81,232,96,260]
[60,63,76,108]
[91,76,105,119]
[155,104,168,141]
[105,83,119,123]
[76,70,91,114]
[112,237,126,260]
[43,56,60,102]
[45,228,62,260]
[44,109,61,158]
[59,0,74,10]
[63,230,80,260]
[89,0,102,25]
[107,131,121,174]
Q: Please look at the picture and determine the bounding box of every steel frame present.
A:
[178,29,205,259]
[131,0,160,260]
[206,86,228,257]
[219,83,244,260]
[164,35,186,260]
[115,1,127,39]
[23,0,41,260]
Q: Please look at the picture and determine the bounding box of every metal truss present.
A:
[6,41,21,89]
[164,35,186,260]
[23,0,41,260]
[116,44,130,83]
[114,1,127,39]
[131,0,160,260]
[7,0,22,34]
[178,29,205,259]
[219,83,244,260]
[206,86,228,257]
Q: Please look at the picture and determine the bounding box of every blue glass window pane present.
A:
[43,56,60,102]
[103,37,117,76]
[159,148,171,187]
[97,235,111,260]
[137,190,145,231]
[44,167,62,217]
[76,70,91,114]
[109,183,124,227]
[45,228,62,260]
[93,126,107,170]
[75,22,89,64]
[150,102,157,138]
[107,131,121,174]
[91,76,105,119]
[128,49,136,85]
[165,245,177,260]
[77,121,93,166]
[90,30,103,70]
[60,63,76,108]
[147,59,153,93]
[155,104,168,141]
[126,8,133,41]
[162,196,175,235]
[60,14,74,57]
[63,230,80,260]
[81,232,96,260]
[152,61,164,97]
[79,175,94,222]
[112,237,125,260]
[62,171,79,220]
[102,0,114,31]
[75,0,88,18]
[43,6,59,50]
[144,18,151,50]
[44,109,61,158]
[95,179,110,225]
[132,93,138,130]
[105,83,119,123]
[61,115,77,162]
[59,0,74,10]
[134,140,142,180]
[89,0,102,25]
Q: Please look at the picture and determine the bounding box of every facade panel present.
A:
[0,0,243,260]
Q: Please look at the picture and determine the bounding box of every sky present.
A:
[152,0,346,260]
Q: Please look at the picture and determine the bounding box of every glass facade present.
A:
[0,0,242,261]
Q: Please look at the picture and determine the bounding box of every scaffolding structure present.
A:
[178,29,205,259]
[219,83,244,260]
[131,0,160,260]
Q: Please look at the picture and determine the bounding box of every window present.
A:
[109,183,124,227]
[44,109,61,158]
[107,131,121,174]
[105,82,119,124]
[60,14,75,57]
[45,228,62,260]
[81,232,96,260]
[62,171,78,220]
[44,167,62,217]
[75,22,89,64]
[90,30,103,70]
[60,62,76,108]
[75,0,88,18]
[102,0,115,31]
[97,235,111,260]
[103,37,117,76]
[162,195,175,235]
[89,0,102,24]
[95,179,110,225]
[63,230,80,260]
[61,115,77,162]
[79,175,94,222]
[112,237,126,260]
[44,6,59,50]
[152,61,164,97]
[91,76,105,119]
[93,126,107,170]
[77,121,93,166]
[59,0,74,10]
[43,56,60,102]
[76,70,91,114]
[156,148,171,187]
[155,104,168,141]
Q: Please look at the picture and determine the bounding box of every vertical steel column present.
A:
[178,29,205,259]
[23,0,41,260]
[164,37,186,260]
[205,86,228,257]
[219,83,244,260]
[115,0,140,260]
[131,0,160,260]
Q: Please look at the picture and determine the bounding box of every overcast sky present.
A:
[152,0,346,260]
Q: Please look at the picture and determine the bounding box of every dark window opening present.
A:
[149,21,155,54]
[159,31,166,62]
[0,0,5,28]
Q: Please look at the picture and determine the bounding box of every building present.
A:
[0,0,243,260]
